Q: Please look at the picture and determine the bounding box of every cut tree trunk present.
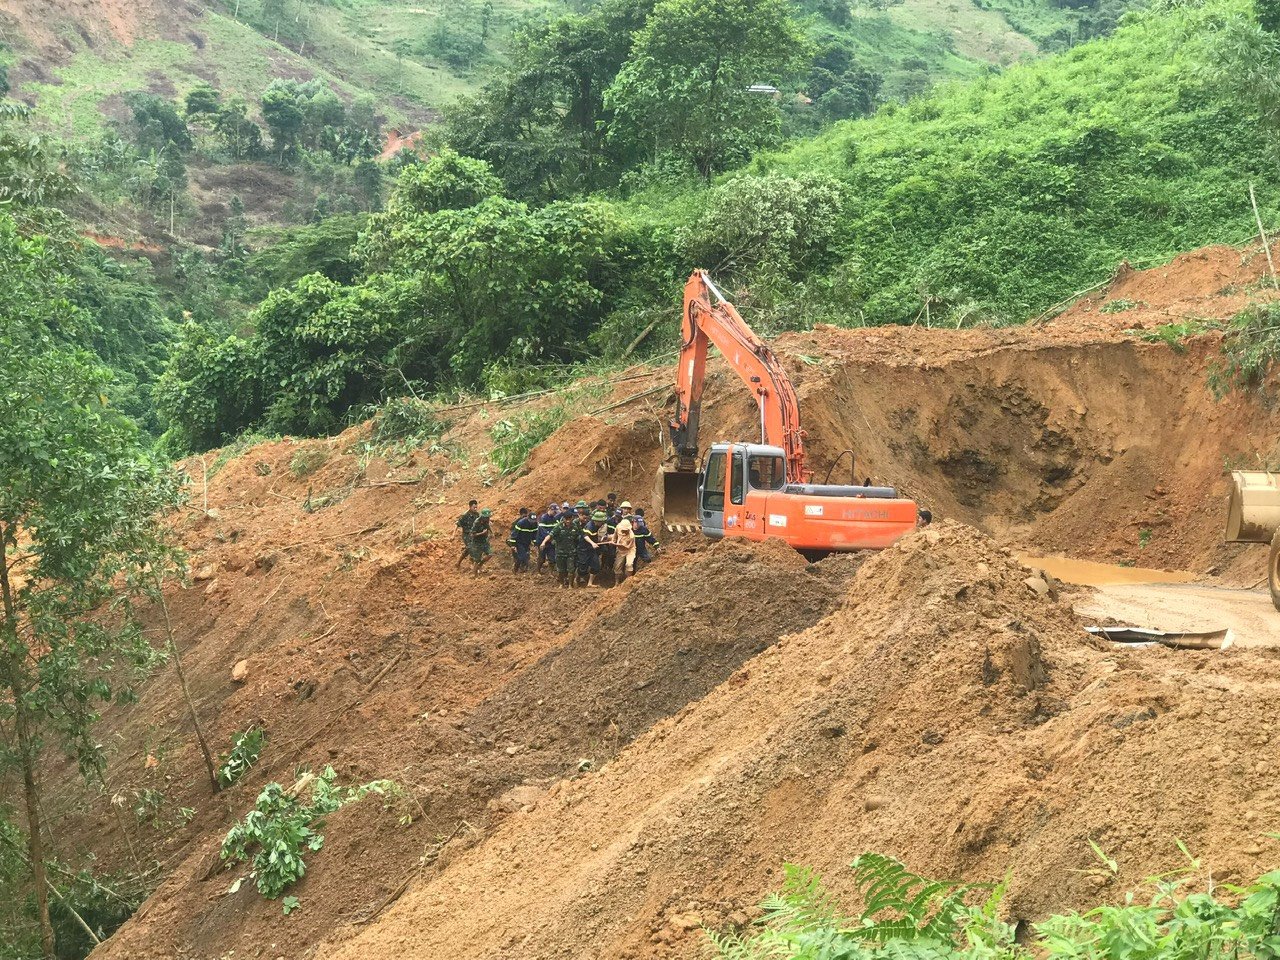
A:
[154,574,220,794]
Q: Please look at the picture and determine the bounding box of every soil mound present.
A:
[471,537,851,758]
[322,521,1280,959]
[93,532,862,959]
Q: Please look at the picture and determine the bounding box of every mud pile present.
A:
[94,535,861,960]
[470,537,857,758]
[320,522,1280,959]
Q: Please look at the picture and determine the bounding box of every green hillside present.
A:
[738,0,1266,325]
[2,0,1138,142]
[8,0,564,137]
[153,0,1279,451]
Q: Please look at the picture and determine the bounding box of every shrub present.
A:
[217,728,266,788]
[289,446,329,479]
[220,767,393,901]
[370,397,446,446]
[1216,301,1280,394]
[681,173,846,280]
[490,407,569,474]
[710,850,1280,960]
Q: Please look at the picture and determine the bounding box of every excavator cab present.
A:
[658,443,786,538]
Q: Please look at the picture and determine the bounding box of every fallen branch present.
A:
[250,576,290,621]
[1250,182,1278,290]
[356,819,470,925]
[282,523,383,550]
[620,316,664,360]
[586,383,669,417]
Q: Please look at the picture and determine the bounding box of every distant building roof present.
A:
[747,84,780,94]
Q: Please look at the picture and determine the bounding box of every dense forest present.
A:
[4,0,1275,458]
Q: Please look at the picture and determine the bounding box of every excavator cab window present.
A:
[702,451,726,511]
[730,450,745,505]
[749,455,786,491]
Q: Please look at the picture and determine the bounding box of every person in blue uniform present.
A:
[508,507,540,573]
[632,508,659,567]
[536,502,560,574]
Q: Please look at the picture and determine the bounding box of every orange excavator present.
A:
[655,270,919,555]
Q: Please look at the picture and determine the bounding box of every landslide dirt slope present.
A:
[79,243,1280,958]
[322,522,1280,959]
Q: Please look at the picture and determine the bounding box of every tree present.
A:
[0,103,72,209]
[301,84,346,147]
[605,0,809,176]
[354,158,384,209]
[185,82,222,118]
[213,96,264,160]
[442,0,654,198]
[262,80,306,161]
[123,93,194,154]
[0,214,179,958]
[377,196,622,381]
[358,150,503,269]
[684,173,845,279]
[155,323,266,451]
[388,148,502,216]
[262,0,287,39]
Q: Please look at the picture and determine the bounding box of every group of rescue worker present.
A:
[454,492,660,587]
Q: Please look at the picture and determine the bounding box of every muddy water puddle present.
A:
[1016,553,1195,587]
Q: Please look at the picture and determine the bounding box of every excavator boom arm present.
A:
[668,271,809,483]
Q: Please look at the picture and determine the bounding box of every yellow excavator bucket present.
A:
[1226,470,1280,543]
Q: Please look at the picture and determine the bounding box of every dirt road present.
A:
[1020,552,1280,648]
[1076,580,1280,648]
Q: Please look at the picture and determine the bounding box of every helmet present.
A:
[561,501,571,509]
[592,510,607,521]
[620,501,632,510]
[480,508,492,517]
[549,502,559,510]
[575,500,588,509]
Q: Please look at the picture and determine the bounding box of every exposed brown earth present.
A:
[61,243,1280,959]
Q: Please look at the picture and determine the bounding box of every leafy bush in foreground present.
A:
[711,851,1280,960]
[220,767,393,901]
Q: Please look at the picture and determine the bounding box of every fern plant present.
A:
[710,851,1280,960]
[707,856,1010,960]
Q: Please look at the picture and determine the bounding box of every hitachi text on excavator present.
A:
[655,270,919,556]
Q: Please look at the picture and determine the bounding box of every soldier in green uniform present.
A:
[468,508,494,574]
[547,507,582,588]
[455,499,479,569]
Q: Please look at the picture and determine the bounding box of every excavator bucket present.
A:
[654,466,701,533]
[1226,470,1280,543]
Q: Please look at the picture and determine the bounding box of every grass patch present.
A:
[208,431,280,479]
[1130,318,1223,351]
[289,445,329,479]
[489,407,569,474]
